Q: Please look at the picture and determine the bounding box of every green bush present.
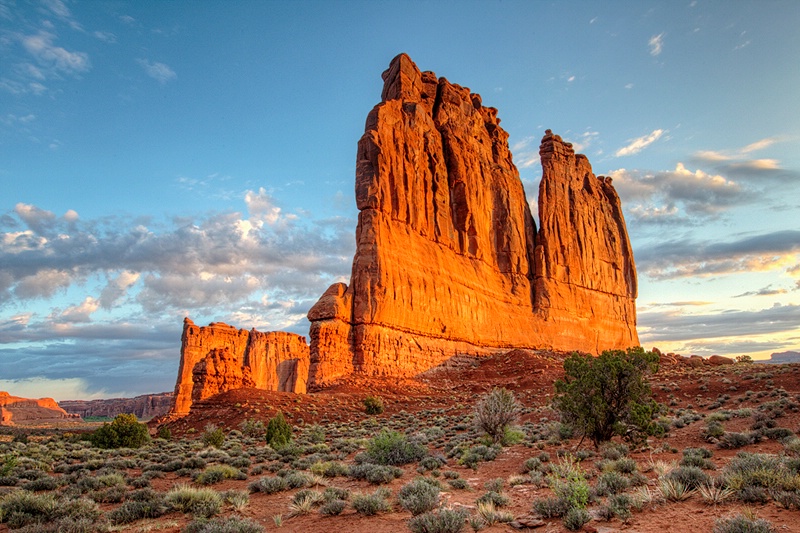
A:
[398,478,440,516]
[248,476,288,494]
[265,412,292,448]
[365,429,427,466]
[239,419,267,439]
[348,463,403,484]
[156,426,172,440]
[202,424,225,448]
[407,507,468,533]
[364,395,385,415]
[473,387,522,443]
[553,347,660,447]
[89,413,150,449]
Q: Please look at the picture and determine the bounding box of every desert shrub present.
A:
[408,507,468,533]
[666,465,712,489]
[476,490,509,507]
[248,476,287,494]
[473,388,522,443]
[447,478,468,490]
[239,419,267,439]
[658,477,694,501]
[365,429,427,466]
[596,471,630,496]
[319,498,347,516]
[363,395,385,415]
[553,348,660,446]
[532,495,570,518]
[183,516,264,533]
[704,421,726,440]
[323,486,350,502]
[606,493,633,521]
[764,427,794,440]
[165,483,222,518]
[109,491,170,525]
[310,461,348,478]
[563,507,591,531]
[195,464,245,485]
[718,432,756,450]
[398,478,440,516]
[89,413,150,449]
[713,514,775,533]
[202,425,226,448]
[0,490,58,528]
[264,412,292,449]
[457,444,500,469]
[351,488,391,515]
[156,426,171,440]
[476,500,514,526]
[348,463,403,484]
[21,475,58,491]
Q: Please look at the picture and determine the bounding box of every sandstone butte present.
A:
[169,53,639,416]
[0,391,80,426]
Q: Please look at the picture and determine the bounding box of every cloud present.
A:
[53,296,100,323]
[609,163,746,222]
[1,193,354,316]
[733,285,788,298]
[649,33,664,56]
[635,230,800,280]
[638,303,800,344]
[615,129,664,156]
[22,31,90,76]
[137,59,176,84]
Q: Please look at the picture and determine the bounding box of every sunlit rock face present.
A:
[0,391,79,425]
[170,319,309,415]
[307,54,639,387]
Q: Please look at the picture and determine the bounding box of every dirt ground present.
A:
[3,350,800,532]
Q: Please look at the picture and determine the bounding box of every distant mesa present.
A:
[59,392,173,420]
[759,351,800,364]
[0,391,81,426]
[169,53,639,416]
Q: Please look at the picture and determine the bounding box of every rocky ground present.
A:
[2,351,800,532]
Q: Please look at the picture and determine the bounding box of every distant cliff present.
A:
[2,391,79,426]
[60,392,173,420]
[758,351,800,364]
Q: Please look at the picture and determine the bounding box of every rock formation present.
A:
[1,391,80,426]
[168,53,640,413]
[60,392,173,420]
[171,319,309,415]
[306,53,638,387]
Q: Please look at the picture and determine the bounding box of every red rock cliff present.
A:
[171,319,309,415]
[1,391,79,426]
[307,54,639,387]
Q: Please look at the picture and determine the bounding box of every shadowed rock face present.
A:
[307,53,639,387]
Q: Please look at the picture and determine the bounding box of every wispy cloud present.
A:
[22,31,90,77]
[734,285,788,298]
[615,129,664,156]
[137,59,177,84]
[639,303,800,343]
[635,230,800,280]
[649,33,665,56]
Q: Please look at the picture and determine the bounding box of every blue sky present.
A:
[2,0,799,400]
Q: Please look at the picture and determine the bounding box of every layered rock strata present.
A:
[171,319,309,415]
[1,391,79,426]
[60,393,173,420]
[307,53,638,387]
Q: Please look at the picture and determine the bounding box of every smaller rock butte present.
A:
[0,391,79,426]
[171,319,309,415]
[169,53,640,416]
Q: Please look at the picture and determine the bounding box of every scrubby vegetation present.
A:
[1,352,799,532]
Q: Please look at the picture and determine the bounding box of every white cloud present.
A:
[137,59,176,84]
[649,33,664,56]
[615,129,664,157]
[55,296,100,323]
[22,31,90,76]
